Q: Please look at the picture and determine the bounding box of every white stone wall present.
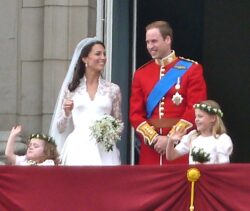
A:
[0,0,96,159]
[0,0,20,130]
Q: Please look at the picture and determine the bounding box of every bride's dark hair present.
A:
[68,41,105,92]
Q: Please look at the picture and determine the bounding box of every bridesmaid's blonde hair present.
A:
[194,100,226,137]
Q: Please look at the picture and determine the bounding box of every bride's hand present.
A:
[63,99,74,117]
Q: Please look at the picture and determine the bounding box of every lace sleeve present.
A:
[56,89,72,133]
[111,84,122,121]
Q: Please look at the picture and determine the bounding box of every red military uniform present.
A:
[130,51,207,165]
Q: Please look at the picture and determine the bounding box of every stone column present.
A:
[0,0,97,163]
[0,1,20,130]
[0,0,44,163]
[19,0,44,135]
[42,0,97,133]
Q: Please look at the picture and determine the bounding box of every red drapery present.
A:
[0,164,250,211]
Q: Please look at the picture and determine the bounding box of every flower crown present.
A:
[193,103,223,117]
[29,133,56,144]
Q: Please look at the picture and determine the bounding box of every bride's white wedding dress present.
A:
[57,77,122,166]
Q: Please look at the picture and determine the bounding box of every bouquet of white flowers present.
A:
[90,115,124,152]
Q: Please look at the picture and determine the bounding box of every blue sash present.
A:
[146,60,192,118]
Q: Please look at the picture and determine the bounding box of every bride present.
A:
[49,37,122,165]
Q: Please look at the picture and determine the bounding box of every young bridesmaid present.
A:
[5,125,59,165]
[166,100,233,164]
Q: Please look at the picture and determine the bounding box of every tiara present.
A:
[29,133,56,144]
[193,103,223,117]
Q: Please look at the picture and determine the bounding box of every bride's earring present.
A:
[82,58,88,68]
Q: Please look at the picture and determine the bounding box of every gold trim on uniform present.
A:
[179,56,198,64]
[136,121,158,145]
[168,119,193,136]
[155,50,178,66]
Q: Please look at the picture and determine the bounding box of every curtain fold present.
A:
[0,164,249,211]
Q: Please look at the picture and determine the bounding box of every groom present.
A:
[129,20,207,165]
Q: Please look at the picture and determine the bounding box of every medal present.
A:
[172,92,183,105]
[172,77,183,105]
[175,84,180,90]
[175,77,181,90]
